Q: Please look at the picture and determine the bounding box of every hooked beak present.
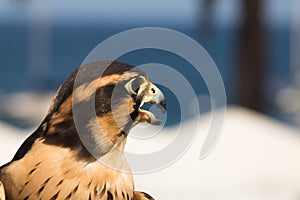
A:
[138,83,166,125]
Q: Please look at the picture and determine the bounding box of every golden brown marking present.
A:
[47,96,72,135]
[73,72,139,104]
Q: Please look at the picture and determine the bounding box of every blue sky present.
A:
[0,0,293,27]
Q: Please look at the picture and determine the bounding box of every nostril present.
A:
[151,88,155,94]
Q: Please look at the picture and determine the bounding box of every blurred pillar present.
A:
[27,0,52,90]
[198,0,215,34]
[290,0,300,83]
[237,0,266,111]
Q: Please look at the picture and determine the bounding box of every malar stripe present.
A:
[130,110,139,122]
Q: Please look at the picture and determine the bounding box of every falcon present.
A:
[0,61,166,200]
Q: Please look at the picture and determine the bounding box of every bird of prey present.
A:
[0,61,166,200]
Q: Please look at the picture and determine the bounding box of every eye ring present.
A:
[125,76,147,95]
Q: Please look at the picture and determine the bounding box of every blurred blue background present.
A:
[0,0,298,128]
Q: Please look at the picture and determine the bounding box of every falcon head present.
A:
[37,61,166,159]
[123,74,166,125]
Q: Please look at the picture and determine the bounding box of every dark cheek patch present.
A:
[95,84,115,117]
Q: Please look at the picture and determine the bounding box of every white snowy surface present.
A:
[131,106,300,200]
[0,122,31,165]
[1,106,300,200]
[0,92,53,124]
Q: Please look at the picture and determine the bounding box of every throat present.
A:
[98,140,130,171]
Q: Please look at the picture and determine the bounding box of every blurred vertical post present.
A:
[27,0,52,90]
[199,0,215,34]
[290,0,300,83]
[237,0,266,111]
